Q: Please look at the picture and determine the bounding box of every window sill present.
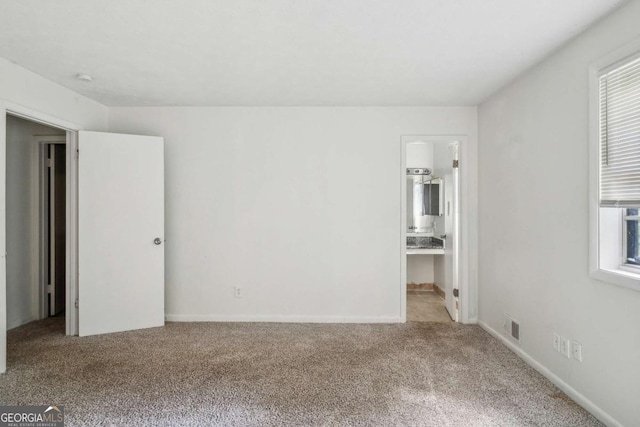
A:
[590,267,640,293]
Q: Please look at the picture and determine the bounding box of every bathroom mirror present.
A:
[406,175,443,233]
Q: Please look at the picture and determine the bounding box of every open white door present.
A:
[78,131,164,336]
[444,143,459,321]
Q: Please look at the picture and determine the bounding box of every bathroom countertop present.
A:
[406,236,445,255]
[406,248,445,255]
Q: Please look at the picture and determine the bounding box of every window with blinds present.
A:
[599,55,640,207]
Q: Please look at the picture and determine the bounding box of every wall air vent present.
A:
[511,321,520,342]
[503,313,521,343]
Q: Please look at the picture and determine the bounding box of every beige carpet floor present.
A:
[1,318,601,426]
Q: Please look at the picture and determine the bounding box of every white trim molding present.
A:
[4,101,82,132]
[166,314,403,323]
[65,131,79,336]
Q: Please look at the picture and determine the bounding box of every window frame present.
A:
[589,40,640,292]
[622,209,640,267]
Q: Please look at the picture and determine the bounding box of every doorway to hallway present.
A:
[5,115,67,332]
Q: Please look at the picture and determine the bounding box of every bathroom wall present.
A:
[407,255,434,285]
[407,142,436,233]
[407,141,436,284]
[406,142,433,169]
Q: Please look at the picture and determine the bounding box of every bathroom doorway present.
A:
[401,136,463,323]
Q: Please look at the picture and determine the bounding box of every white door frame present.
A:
[451,142,461,320]
[401,135,472,323]
[33,136,67,320]
[1,101,81,373]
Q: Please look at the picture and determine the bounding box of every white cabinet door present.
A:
[78,131,164,336]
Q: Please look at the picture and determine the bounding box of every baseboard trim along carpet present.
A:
[478,321,621,427]
[166,314,404,323]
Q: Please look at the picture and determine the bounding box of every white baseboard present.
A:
[166,314,403,324]
[478,321,621,427]
[7,314,38,330]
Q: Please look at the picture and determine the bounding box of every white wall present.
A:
[0,58,108,372]
[407,255,434,284]
[478,2,640,425]
[5,116,64,329]
[109,107,477,322]
[0,58,107,130]
[406,142,435,233]
[406,142,433,169]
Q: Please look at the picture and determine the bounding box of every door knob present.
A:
[154,238,162,245]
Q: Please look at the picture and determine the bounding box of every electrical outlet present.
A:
[560,337,571,358]
[234,286,242,298]
[572,341,582,362]
[553,333,560,352]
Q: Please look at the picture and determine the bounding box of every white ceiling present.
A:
[0,0,626,106]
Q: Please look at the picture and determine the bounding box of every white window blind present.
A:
[600,55,640,207]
